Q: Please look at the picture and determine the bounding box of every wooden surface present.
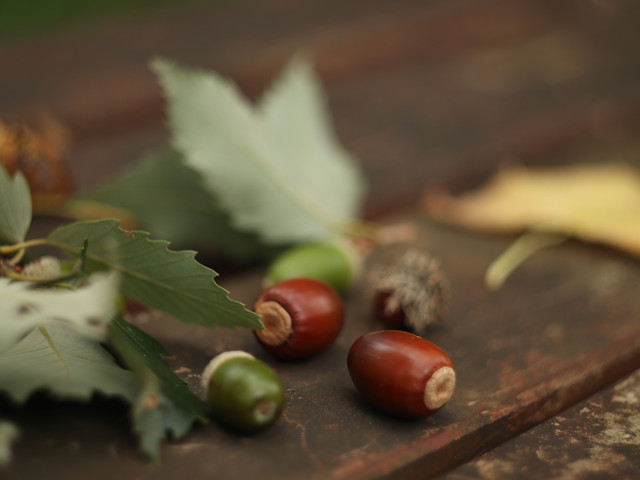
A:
[2,0,640,479]
[443,369,640,479]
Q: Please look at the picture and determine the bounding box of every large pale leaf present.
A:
[46,219,261,329]
[151,56,365,244]
[424,163,640,258]
[0,324,139,403]
[0,164,31,245]
[109,317,207,460]
[77,148,273,261]
[0,273,119,354]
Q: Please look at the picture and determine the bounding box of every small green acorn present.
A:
[264,239,361,293]
[200,351,285,433]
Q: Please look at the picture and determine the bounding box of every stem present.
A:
[41,199,138,229]
[8,248,26,265]
[333,218,379,240]
[485,231,568,291]
[0,238,48,255]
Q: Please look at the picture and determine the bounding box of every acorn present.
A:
[253,277,344,360]
[347,330,455,418]
[201,351,285,432]
[264,239,361,293]
[369,248,450,335]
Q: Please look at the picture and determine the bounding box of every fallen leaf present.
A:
[423,162,640,258]
[151,56,365,244]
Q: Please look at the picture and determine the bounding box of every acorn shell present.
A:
[347,330,455,418]
[254,278,344,360]
[264,240,359,293]
[202,351,285,432]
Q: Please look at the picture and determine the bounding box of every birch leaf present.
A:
[0,324,139,404]
[0,165,31,245]
[151,56,365,244]
[46,219,260,330]
[76,148,273,261]
[424,163,640,258]
[0,273,119,354]
[108,317,207,461]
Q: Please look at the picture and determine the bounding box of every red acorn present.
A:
[253,278,343,360]
[347,330,455,418]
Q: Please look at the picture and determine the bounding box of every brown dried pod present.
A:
[0,112,73,209]
[369,248,450,335]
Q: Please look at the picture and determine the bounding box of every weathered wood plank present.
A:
[3,212,640,479]
[442,369,640,479]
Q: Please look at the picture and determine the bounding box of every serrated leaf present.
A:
[0,273,119,354]
[0,324,139,404]
[0,164,31,245]
[109,317,207,460]
[151,56,365,244]
[46,219,261,329]
[77,148,274,261]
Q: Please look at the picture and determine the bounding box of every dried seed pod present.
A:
[369,248,450,335]
[347,330,455,418]
[253,278,344,360]
[0,113,73,209]
[22,256,62,280]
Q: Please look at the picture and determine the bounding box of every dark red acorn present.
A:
[347,330,455,418]
[372,290,406,329]
[253,278,344,360]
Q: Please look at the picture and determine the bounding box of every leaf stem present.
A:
[485,231,568,291]
[8,248,26,266]
[0,238,48,255]
[333,219,379,240]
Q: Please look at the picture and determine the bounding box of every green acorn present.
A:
[200,351,285,433]
[264,239,361,293]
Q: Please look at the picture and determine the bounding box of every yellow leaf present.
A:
[423,163,640,258]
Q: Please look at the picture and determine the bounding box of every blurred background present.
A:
[2,0,640,236]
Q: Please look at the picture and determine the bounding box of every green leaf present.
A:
[151,56,365,244]
[46,219,261,329]
[0,273,119,354]
[109,317,207,460]
[0,421,19,469]
[77,148,274,261]
[0,164,31,245]
[0,324,139,404]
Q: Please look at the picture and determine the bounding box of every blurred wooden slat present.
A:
[2,0,640,217]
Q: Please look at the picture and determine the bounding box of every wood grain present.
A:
[442,369,640,479]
